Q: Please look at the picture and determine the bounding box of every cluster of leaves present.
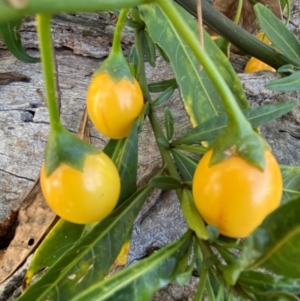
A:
[1,0,300,300]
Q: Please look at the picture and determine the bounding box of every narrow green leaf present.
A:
[150,176,182,190]
[265,71,300,91]
[125,19,144,29]
[148,78,177,93]
[277,64,300,73]
[141,29,156,67]
[281,165,300,203]
[17,185,153,301]
[171,149,198,181]
[151,86,175,107]
[254,3,300,66]
[176,250,196,286]
[238,198,300,279]
[174,100,297,145]
[103,138,126,159]
[0,20,39,63]
[70,231,193,301]
[164,107,174,141]
[251,291,299,301]
[129,44,139,77]
[24,220,84,285]
[140,3,248,126]
[156,43,170,63]
[238,270,300,294]
[113,120,139,204]
[173,144,207,155]
[157,137,170,148]
[181,188,209,240]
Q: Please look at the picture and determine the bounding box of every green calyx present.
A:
[44,125,100,177]
[94,51,134,83]
[209,121,271,171]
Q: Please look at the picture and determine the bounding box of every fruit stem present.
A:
[36,14,61,132]
[112,8,129,54]
[155,0,252,133]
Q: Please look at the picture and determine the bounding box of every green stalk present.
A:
[0,0,152,22]
[155,0,251,133]
[112,8,129,54]
[36,14,60,132]
[134,28,182,184]
[233,0,243,25]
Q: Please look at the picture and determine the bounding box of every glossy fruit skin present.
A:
[40,153,121,224]
[244,57,276,73]
[87,73,144,139]
[256,32,271,44]
[192,150,282,238]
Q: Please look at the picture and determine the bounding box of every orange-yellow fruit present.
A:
[192,150,282,238]
[244,57,276,73]
[40,153,120,224]
[87,73,144,139]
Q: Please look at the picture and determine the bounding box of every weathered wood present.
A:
[1,8,300,301]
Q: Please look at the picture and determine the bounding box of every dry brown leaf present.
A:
[0,108,90,283]
[213,0,282,34]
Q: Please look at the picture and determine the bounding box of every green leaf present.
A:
[171,149,198,181]
[251,291,299,301]
[70,231,193,301]
[140,3,248,126]
[164,107,174,141]
[151,85,175,106]
[157,137,170,148]
[265,71,300,91]
[150,176,182,190]
[24,220,85,288]
[173,144,207,155]
[173,100,297,145]
[0,19,39,63]
[112,120,139,205]
[237,198,300,279]
[277,64,300,73]
[103,138,126,159]
[254,3,300,66]
[141,29,156,67]
[156,43,170,63]
[281,165,300,203]
[148,78,177,93]
[238,270,300,295]
[180,188,209,240]
[129,44,139,77]
[176,248,196,286]
[17,185,153,301]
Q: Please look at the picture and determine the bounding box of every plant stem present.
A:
[155,0,251,132]
[175,0,291,68]
[112,8,129,54]
[233,0,243,25]
[134,28,182,185]
[0,0,152,22]
[36,14,61,132]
